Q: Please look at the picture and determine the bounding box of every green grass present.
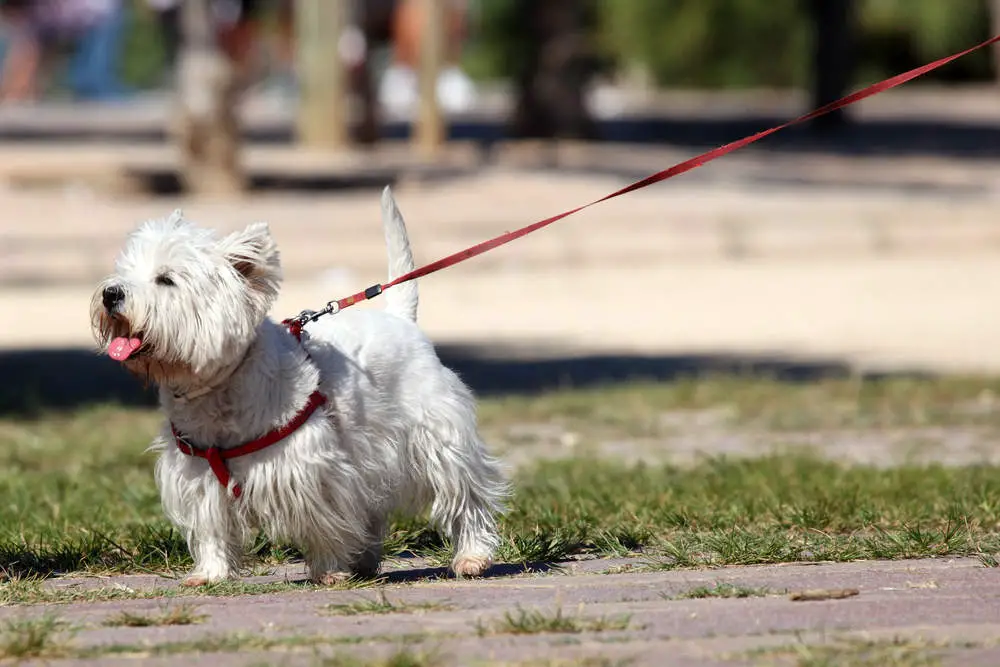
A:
[473,660,631,667]
[103,603,205,627]
[80,632,430,659]
[0,576,380,606]
[0,614,71,659]
[0,608,435,662]
[307,651,443,667]
[251,650,443,667]
[476,374,1000,434]
[0,629,436,662]
[2,376,1000,590]
[673,582,776,599]
[475,606,632,636]
[322,592,452,616]
[505,453,1000,567]
[748,636,975,667]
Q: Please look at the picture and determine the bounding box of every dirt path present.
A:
[3,160,1000,374]
[8,556,998,666]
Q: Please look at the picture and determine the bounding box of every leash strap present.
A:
[294,33,1000,323]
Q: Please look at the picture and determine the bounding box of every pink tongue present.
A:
[108,337,142,361]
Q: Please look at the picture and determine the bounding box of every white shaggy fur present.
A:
[90,188,509,585]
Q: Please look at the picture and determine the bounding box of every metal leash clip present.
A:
[287,310,315,328]
[287,301,339,330]
[288,283,382,330]
[320,300,343,317]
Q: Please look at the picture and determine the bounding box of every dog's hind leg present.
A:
[305,540,354,585]
[414,419,509,578]
[349,516,387,579]
[443,444,507,578]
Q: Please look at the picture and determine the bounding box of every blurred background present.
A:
[2,0,1000,413]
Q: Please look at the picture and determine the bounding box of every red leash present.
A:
[291,34,1000,327]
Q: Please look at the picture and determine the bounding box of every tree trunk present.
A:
[173,0,243,195]
[510,0,598,140]
[808,0,856,132]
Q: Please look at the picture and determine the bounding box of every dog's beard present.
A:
[123,356,198,389]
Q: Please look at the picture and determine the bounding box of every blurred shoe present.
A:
[379,64,476,116]
[379,64,417,116]
[437,65,474,113]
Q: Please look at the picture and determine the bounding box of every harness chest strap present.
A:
[172,323,326,498]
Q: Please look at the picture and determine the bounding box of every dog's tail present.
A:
[381,186,418,322]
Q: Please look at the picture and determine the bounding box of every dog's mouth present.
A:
[108,335,143,361]
[105,317,145,362]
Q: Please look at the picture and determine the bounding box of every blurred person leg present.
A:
[174,0,244,194]
[355,0,397,144]
[0,1,42,102]
[279,0,396,146]
[510,0,598,140]
[67,0,131,101]
[807,0,856,132]
[388,0,473,116]
[275,0,295,63]
[146,0,182,70]
[992,0,1000,82]
[213,0,263,86]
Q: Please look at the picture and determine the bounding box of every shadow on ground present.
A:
[0,343,912,418]
[375,560,557,585]
[121,163,477,196]
[575,115,1000,160]
[3,115,1000,161]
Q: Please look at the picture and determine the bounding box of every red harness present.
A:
[172,321,326,498]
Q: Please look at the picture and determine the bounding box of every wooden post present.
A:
[174,0,243,195]
[415,0,446,156]
[295,0,348,149]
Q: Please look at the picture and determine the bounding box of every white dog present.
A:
[91,188,509,585]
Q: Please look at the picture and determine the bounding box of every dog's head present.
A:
[91,210,282,387]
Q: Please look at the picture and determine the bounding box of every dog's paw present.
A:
[451,555,492,578]
[181,574,211,587]
[315,571,354,586]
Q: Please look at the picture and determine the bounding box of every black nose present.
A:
[102,285,125,312]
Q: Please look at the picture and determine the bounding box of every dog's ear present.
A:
[166,209,185,226]
[220,222,282,286]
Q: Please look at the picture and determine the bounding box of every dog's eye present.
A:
[155,274,175,287]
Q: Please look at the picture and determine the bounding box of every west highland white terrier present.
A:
[91,188,509,585]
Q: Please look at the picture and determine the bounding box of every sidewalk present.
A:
[7,556,1000,666]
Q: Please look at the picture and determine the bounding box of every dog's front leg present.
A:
[183,522,243,586]
[156,454,244,586]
